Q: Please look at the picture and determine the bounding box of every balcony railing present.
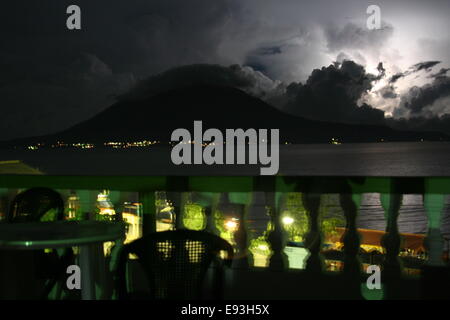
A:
[1,175,449,299]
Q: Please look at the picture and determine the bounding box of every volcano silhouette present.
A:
[2,85,447,147]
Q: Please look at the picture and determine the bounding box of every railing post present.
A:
[339,192,363,299]
[423,193,445,266]
[76,189,99,299]
[205,205,219,236]
[380,193,402,274]
[261,176,288,271]
[233,202,251,269]
[246,191,269,267]
[0,188,10,221]
[207,192,224,236]
[223,191,253,269]
[266,192,288,271]
[340,193,362,272]
[167,177,189,230]
[421,178,449,299]
[78,190,97,220]
[167,192,185,230]
[302,193,322,273]
[380,179,403,299]
[139,191,156,234]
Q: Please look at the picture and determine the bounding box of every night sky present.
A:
[1,0,450,140]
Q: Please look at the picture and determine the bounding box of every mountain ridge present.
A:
[1,85,448,148]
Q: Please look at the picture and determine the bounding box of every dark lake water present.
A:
[1,142,450,176]
[244,192,450,239]
[343,193,450,236]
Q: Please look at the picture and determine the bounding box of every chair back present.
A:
[3,187,72,299]
[116,229,234,300]
[7,187,65,222]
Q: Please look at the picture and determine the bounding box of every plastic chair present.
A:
[115,229,234,300]
[7,187,65,222]
[5,187,74,299]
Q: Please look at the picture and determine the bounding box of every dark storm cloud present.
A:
[0,51,135,140]
[0,0,241,140]
[389,73,405,84]
[413,61,441,72]
[429,68,450,79]
[281,60,385,124]
[120,64,284,102]
[377,62,386,78]
[0,0,240,79]
[389,61,442,83]
[2,0,450,141]
[395,76,450,117]
[118,60,385,126]
[379,85,398,99]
